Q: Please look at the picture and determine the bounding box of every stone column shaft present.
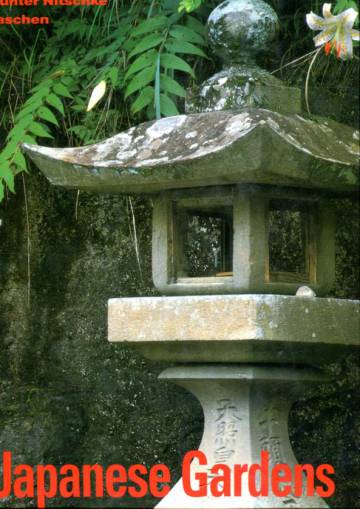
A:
[156,365,329,509]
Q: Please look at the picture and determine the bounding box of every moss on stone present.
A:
[0,168,203,507]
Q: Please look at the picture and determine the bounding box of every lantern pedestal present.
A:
[156,365,329,509]
[108,293,358,508]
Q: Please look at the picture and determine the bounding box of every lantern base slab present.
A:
[108,294,359,365]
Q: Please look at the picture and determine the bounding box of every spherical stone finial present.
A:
[207,0,279,64]
[185,0,301,114]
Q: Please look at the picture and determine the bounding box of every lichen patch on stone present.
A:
[22,108,359,193]
[145,115,187,139]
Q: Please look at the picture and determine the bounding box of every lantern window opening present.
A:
[266,199,317,285]
[171,203,234,282]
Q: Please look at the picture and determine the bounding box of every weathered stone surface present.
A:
[186,0,298,114]
[156,365,329,509]
[207,0,279,64]
[296,286,316,297]
[186,66,301,114]
[22,109,359,194]
[108,294,360,364]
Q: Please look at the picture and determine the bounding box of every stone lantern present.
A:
[23,0,359,507]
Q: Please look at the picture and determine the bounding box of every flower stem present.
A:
[305,47,322,115]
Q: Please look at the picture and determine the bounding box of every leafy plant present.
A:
[178,0,203,13]
[0,73,69,201]
[0,1,208,202]
[124,13,206,118]
[334,0,359,16]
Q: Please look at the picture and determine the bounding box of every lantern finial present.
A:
[186,0,301,114]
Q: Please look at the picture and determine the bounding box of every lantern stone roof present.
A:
[22,0,359,195]
[23,108,359,194]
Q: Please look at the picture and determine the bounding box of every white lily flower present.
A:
[306,3,359,60]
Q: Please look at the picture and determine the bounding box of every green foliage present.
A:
[178,0,203,13]
[334,0,359,16]
[0,75,69,201]
[124,13,206,118]
[0,1,207,201]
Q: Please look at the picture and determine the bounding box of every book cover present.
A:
[0,0,359,508]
